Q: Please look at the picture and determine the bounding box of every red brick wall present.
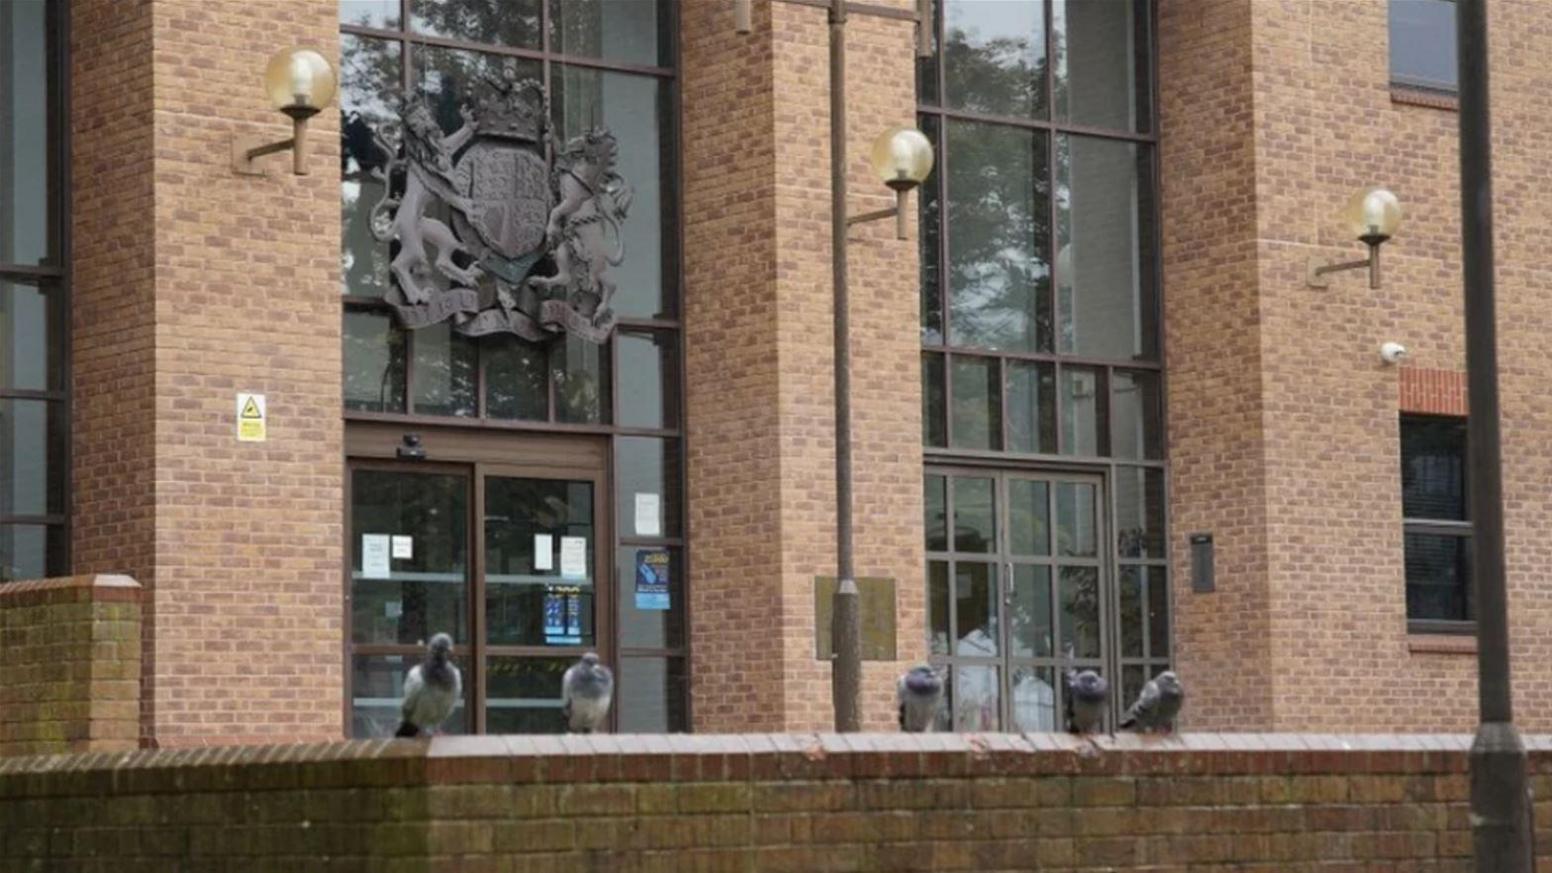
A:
[2,732,1541,869]
[0,575,141,756]
[1400,368,1468,417]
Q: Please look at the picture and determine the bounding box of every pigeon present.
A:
[395,633,462,738]
[1119,670,1184,733]
[1065,668,1109,734]
[562,652,614,734]
[897,664,944,733]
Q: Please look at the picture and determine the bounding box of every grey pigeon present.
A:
[395,633,462,738]
[1065,669,1109,734]
[562,652,614,733]
[1119,670,1184,733]
[897,664,944,732]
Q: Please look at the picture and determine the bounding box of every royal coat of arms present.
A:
[365,71,632,344]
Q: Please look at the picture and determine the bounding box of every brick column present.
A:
[683,0,925,731]
[71,0,343,746]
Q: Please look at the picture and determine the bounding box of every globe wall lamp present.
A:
[1306,187,1403,289]
[233,47,337,177]
[848,127,935,240]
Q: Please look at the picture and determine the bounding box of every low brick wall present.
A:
[3,732,1548,870]
[0,575,142,756]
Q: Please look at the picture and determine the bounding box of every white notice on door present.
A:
[391,535,413,560]
[560,536,587,580]
[634,492,661,537]
[534,534,554,571]
[362,534,391,580]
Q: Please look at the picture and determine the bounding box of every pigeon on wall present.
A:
[562,652,614,734]
[1119,670,1184,733]
[1065,668,1108,734]
[897,664,944,732]
[395,633,462,738]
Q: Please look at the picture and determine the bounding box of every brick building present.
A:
[0,0,1538,747]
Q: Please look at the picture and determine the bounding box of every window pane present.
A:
[549,0,670,67]
[928,560,950,656]
[1118,565,1143,658]
[411,323,477,416]
[0,398,61,516]
[0,523,62,582]
[0,279,59,391]
[946,121,1050,353]
[486,657,570,734]
[951,476,995,553]
[1006,361,1056,454]
[1401,415,1466,521]
[1010,564,1052,658]
[416,47,543,136]
[1058,366,1103,456]
[1055,482,1097,558]
[943,0,1046,119]
[551,335,610,424]
[617,656,689,732]
[1111,370,1162,460]
[341,35,400,299]
[485,335,548,420]
[340,0,400,28]
[919,115,943,345]
[925,474,948,552]
[412,0,541,48]
[922,352,946,448]
[1007,479,1049,556]
[1147,565,1170,658]
[1115,466,1165,558]
[343,310,407,412]
[1,0,52,266]
[616,546,683,649]
[617,330,677,429]
[352,653,470,739]
[350,470,468,645]
[953,562,998,656]
[1389,0,1458,92]
[1010,666,1056,732]
[485,478,595,648]
[950,356,1001,451]
[952,664,1000,731]
[1053,0,1150,132]
[616,436,681,539]
[1055,136,1155,359]
[1405,532,1472,622]
[1058,565,1100,658]
[552,67,671,319]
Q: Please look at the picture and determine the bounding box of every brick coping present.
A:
[0,574,140,606]
[5,732,1537,795]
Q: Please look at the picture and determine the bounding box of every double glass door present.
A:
[348,456,608,736]
[926,468,1145,731]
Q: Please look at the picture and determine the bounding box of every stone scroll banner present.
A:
[2,732,1541,868]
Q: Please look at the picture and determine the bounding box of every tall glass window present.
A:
[339,1,682,731]
[0,0,66,581]
[918,0,1164,727]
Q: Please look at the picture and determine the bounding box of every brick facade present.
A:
[2,733,1541,870]
[0,575,140,757]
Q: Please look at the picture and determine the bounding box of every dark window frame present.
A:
[0,0,69,581]
[1388,0,1459,96]
[1401,413,1474,634]
[339,0,688,731]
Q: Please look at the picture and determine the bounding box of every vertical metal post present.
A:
[829,0,863,733]
[1458,1,1532,871]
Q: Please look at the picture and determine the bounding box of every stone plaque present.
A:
[813,576,897,661]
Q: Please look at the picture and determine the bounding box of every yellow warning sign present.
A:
[236,392,266,442]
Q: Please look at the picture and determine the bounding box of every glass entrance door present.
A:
[926,468,1128,731]
[347,454,610,736]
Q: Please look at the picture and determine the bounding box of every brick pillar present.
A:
[71,0,343,746]
[683,0,925,731]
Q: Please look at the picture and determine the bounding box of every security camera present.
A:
[1380,342,1408,365]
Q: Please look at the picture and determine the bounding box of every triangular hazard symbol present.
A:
[240,397,262,419]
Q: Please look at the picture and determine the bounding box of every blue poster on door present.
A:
[635,549,671,611]
[543,585,583,645]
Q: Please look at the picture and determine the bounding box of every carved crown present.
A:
[474,72,546,143]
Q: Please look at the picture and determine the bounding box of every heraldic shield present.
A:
[365,70,632,345]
